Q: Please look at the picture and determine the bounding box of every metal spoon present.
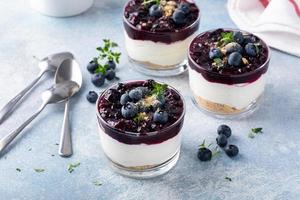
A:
[54,58,82,157]
[0,81,80,155]
[0,52,74,125]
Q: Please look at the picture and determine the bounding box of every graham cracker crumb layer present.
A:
[194,95,241,114]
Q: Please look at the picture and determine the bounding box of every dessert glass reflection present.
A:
[123,0,200,76]
[96,80,185,178]
[188,28,270,118]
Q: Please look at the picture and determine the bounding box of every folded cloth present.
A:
[227,0,300,57]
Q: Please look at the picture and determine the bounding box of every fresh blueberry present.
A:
[87,60,98,74]
[225,145,239,157]
[233,31,244,44]
[172,9,186,25]
[216,134,228,148]
[105,69,116,80]
[105,60,116,70]
[153,96,166,110]
[120,93,131,105]
[197,148,212,161]
[209,48,222,59]
[91,73,105,87]
[217,124,232,138]
[178,2,190,14]
[86,91,98,103]
[228,52,242,67]
[129,88,143,102]
[149,4,163,17]
[121,102,138,119]
[153,110,168,124]
[245,43,257,57]
[243,36,256,44]
[136,87,149,96]
[225,42,243,54]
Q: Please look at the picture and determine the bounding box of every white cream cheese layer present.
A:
[125,32,197,67]
[189,68,266,110]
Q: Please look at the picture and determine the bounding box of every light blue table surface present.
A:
[1,0,300,199]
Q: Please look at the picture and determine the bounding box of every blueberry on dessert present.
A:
[188,29,270,116]
[96,80,185,176]
[123,0,200,75]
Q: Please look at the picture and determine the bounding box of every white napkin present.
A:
[227,0,300,57]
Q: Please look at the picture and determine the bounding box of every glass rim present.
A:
[188,28,271,78]
[96,80,186,137]
[122,0,201,35]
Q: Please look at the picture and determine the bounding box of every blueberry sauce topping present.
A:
[123,0,200,43]
[189,29,270,84]
[98,80,184,135]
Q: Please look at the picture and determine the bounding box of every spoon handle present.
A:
[58,100,72,157]
[0,103,46,155]
[0,70,45,125]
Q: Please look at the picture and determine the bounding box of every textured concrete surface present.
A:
[0,0,300,199]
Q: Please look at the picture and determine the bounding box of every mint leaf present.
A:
[34,169,45,173]
[252,127,263,134]
[67,162,81,173]
[93,180,102,186]
[142,0,160,5]
[220,32,234,45]
[248,127,263,138]
[151,82,168,97]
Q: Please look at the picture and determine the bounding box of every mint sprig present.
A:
[96,39,121,64]
[217,32,234,47]
[151,82,167,97]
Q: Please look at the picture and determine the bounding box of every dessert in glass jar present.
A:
[123,0,200,76]
[96,80,185,178]
[188,28,270,118]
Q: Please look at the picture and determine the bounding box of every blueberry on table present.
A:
[225,42,243,54]
[121,102,138,119]
[216,134,228,148]
[178,2,190,14]
[105,60,116,70]
[197,148,212,161]
[120,93,131,105]
[228,52,242,67]
[245,43,257,57]
[233,31,244,44]
[149,4,163,17]
[209,48,222,59]
[105,69,116,80]
[129,88,143,102]
[153,110,168,124]
[87,60,98,74]
[225,145,239,157]
[91,73,105,87]
[217,124,232,138]
[86,91,98,103]
[172,9,186,25]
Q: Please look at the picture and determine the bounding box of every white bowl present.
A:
[30,0,94,17]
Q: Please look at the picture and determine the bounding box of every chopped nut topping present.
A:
[242,57,249,65]
[162,1,176,16]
